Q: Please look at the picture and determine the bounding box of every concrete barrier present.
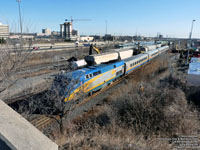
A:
[0,100,58,150]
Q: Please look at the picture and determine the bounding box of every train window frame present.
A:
[89,74,93,78]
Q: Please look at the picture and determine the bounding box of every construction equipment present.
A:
[89,44,101,55]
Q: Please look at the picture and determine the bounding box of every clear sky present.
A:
[0,0,199,38]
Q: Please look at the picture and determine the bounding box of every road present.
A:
[0,41,121,53]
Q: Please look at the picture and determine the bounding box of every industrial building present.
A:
[0,22,9,39]
[36,28,52,37]
[60,21,78,41]
[42,28,51,36]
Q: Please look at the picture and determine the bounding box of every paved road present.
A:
[1,41,120,54]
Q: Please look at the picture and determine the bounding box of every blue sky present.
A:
[0,0,199,38]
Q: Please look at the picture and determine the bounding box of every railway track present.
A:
[30,52,167,130]
[31,115,60,130]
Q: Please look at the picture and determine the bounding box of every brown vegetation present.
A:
[49,74,200,150]
[41,53,199,150]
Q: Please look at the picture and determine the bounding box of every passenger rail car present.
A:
[146,49,159,61]
[54,46,169,102]
[124,53,149,74]
[158,46,169,53]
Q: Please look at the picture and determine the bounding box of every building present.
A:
[79,36,94,42]
[104,34,114,41]
[42,28,51,36]
[50,31,60,37]
[0,22,9,39]
[36,28,51,37]
[9,33,36,40]
[92,35,104,41]
[60,21,78,41]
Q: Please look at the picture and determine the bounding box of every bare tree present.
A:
[0,38,33,95]
[27,69,86,132]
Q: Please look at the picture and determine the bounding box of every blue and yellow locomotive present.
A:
[57,61,125,102]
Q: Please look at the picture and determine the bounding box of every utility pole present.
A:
[105,20,107,35]
[17,0,23,35]
[187,19,196,64]
[189,20,195,39]
[105,20,107,42]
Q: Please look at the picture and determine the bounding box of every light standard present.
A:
[105,20,107,42]
[187,19,196,64]
[16,0,22,35]
[189,20,196,39]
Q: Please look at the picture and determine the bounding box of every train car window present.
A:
[116,70,122,76]
[89,74,93,78]
[93,72,97,76]
[114,65,116,68]
[98,70,101,74]
[86,74,89,79]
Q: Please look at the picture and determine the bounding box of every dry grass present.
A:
[45,54,200,150]
[51,76,200,150]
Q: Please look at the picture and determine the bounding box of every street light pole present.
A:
[189,20,195,39]
[17,0,23,35]
[106,20,107,35]
[105,20,107,42]
[187,19,196,64]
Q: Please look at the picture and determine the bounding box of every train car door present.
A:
[123,63,126,75]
